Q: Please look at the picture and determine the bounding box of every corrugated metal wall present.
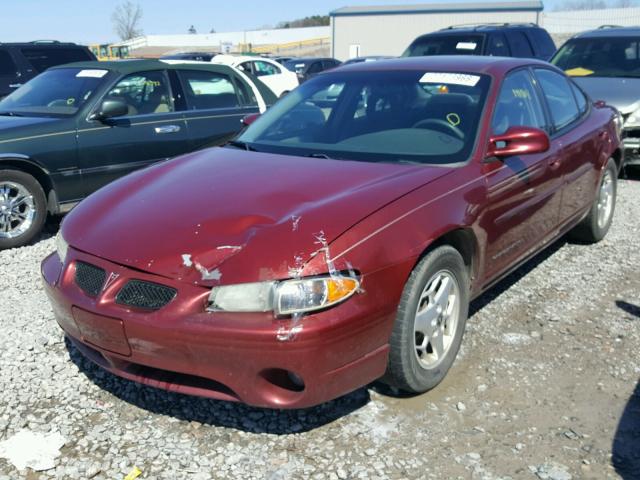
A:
[332,11,539,60]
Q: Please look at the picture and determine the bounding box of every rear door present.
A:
[177,68,259,150]
[533,68,600,224]
[0,48,22,98]
[486,33,511,57]
[76,69,190,196]
[481,68,563,282]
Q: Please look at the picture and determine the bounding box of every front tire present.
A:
[569,158,617,243]
[0,169,47,250]
[384,246,469,393]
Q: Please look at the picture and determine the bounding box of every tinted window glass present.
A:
[105,70,174,116]
[237,62,253,74]
[570,81,588,114]
[487,34,510,56]
[178,70,239,109]
[306,62,323,74]
[492,69,546,134]
[253,61,279,76]
[20,47,93,72]
[0,67,106,116]
[535,69,580,130]
[283,60,307,73]
[508,31,534,57]
[232,74,258,106]
[404,35,484,56]
[526,29,555,58]
[552,37,640,78]
[0,50,17,76]
[238,70,491,165]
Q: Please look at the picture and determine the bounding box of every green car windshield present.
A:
[552,37,640,78]
[237,70,490,165]
[0,68,109,117]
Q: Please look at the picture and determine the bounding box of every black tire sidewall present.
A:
[0,169,47,249]
[386,246,470,393]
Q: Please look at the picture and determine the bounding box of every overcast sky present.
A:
[2,0,561,44]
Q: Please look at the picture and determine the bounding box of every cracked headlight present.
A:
[55,232,68,264]
[207,274,359,315]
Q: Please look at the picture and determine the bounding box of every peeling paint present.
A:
[217,245,243,252]
[194,263,222,281]
[276,323,303,342]
[291,215,302,231]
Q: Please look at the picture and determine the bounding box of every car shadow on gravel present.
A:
[65,338,371,434]
[612,378,640,478]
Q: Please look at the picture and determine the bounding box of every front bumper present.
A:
[41,248,394,409]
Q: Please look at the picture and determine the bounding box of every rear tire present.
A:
[569,158,617,243]
[0,169,47,250]
[384,246,469,393]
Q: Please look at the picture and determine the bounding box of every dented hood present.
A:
[63,148,451,285]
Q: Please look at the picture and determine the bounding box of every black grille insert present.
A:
[116,280,177,311]
[75,261,106,297]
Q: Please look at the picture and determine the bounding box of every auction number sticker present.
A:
[420,72,481,87]
[456,42,477,50]
[76,69,108,78]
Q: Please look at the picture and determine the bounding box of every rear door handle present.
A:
[155,125,181,134]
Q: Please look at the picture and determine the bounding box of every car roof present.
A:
[0,41,86,47]
[51,59,237,75]
[424,22,542,35]
[287,57,335,63]
[570,26,640,39]
[334,55,552,77]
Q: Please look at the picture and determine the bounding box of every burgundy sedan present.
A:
[42,57,621,409]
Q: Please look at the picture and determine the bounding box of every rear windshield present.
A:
[404,35,485,57]
[283,60,309,73]
[238,70,491,165]
[21,47,94,72]
[552,37,640,78]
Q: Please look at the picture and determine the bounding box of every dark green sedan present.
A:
[0,59,276,248]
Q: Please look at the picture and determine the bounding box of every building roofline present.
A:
[329,1,544,17]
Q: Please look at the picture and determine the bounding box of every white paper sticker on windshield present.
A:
[419,72,481,87]
[456,42,477,50]
[76,69,108,78]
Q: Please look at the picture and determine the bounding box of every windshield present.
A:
[237,70,491,165]
[552,37,640,78]
[404,35,485,57]
[0,67,108,117]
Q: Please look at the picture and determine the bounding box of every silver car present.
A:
[551,26,640,169]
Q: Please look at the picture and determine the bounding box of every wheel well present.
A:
[419,228,478,281]
[0,159,55,212]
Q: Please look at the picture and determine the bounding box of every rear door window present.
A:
[20,47,93,72]
[252,61,280,77]
[526,29,556,58]
[491,69,547,134]
[534,68,580,130]
[570,81,588,114]
[507,31,534,58]
[177,70,241,109]
[487,33,510,56]
[306,62,324,75]
[0,49,17,76]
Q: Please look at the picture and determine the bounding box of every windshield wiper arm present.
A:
[225,140,257,151]
[307,152,333,159]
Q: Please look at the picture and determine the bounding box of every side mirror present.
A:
[241,113,260,127]
[90,99,128,121]
[486,126,550,159]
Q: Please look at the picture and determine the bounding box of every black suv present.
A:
[404,23,556,61]
[0,41,95,99]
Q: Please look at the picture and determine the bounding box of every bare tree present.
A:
[111,1,143,41]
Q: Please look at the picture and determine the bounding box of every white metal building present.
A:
[330,1,544,60]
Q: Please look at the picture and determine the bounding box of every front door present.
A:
[76,70,189,196]
[481,68,563,283]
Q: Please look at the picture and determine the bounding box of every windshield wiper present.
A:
[307,152,334,159]
[225,140,257,151]
[0,111,24,117]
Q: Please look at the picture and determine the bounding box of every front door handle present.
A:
[155,125,181,134]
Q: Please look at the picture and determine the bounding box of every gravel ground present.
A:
[0,178,639,480]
